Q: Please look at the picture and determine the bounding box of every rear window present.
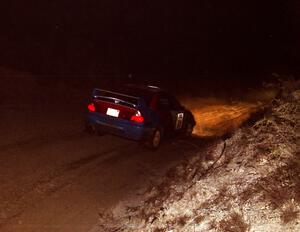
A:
[129,90,153,106]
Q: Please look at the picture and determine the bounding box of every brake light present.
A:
[88,103,96,112]
[131,111,144,123]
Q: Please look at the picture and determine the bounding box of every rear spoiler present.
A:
[92,88,141,108]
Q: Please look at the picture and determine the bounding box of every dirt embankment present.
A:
[96,79,299,232]
[179,86,277,137]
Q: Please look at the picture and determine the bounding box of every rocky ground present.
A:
[95,79,300,232]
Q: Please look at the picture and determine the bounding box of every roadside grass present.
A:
[218,212,250,232]
[281,205,299,224]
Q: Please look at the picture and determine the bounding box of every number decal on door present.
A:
[175,113,184,129]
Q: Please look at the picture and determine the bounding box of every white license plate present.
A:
[106,108,120,117]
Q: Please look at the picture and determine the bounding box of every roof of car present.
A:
[119,84,165,104]
[124,84,164,94]
[94,84,166,106]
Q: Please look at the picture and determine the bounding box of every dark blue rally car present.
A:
[85,84,195,148]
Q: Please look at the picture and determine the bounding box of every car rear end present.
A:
[85,88,148,141]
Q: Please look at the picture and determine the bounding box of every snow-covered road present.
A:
[0,106,206,232]
[0,89,264,231]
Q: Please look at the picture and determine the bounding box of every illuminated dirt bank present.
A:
[180,96,271,137]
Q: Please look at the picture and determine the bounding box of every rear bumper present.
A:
[85,112,148,141]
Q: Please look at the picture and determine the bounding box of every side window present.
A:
[157,96,171,110]
[169,96,182,110]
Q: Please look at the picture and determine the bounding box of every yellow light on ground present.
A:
[179,97,263,137]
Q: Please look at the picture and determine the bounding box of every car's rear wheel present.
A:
[184,122,194,138]
[147,128,163,149]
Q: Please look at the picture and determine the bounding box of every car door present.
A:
[156,94,185,133]
[168,95,186,132]
[156,94,173,133]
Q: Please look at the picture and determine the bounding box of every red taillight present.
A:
[88,103,96,112]
[130,111,144,123]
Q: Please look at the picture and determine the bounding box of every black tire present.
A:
[184,122,194,138]
[147,128,163,149]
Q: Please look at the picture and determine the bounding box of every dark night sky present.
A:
[1,1,299,78]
